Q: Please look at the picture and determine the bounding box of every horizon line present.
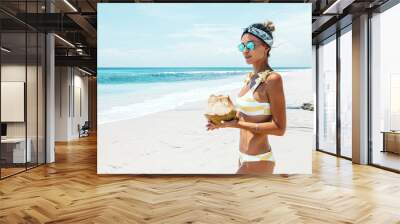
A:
[98,66,312,69]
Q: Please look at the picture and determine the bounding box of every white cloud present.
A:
[167,23,241,41]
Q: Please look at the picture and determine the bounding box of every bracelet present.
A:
[255,123,259,132]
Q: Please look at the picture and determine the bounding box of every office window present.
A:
[317,35,337,154]
[340,28,352,158]
[313,45,317,150]
[371,3,400,171]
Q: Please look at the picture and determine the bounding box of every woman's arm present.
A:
[236,73,286,136]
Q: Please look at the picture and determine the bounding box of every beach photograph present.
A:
[97,3,313,174]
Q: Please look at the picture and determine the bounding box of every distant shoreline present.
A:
[98,66,312,70]
[98,68,313,124]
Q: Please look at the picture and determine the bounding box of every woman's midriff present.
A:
[238,112,272,155]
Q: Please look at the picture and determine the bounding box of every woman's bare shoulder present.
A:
[263,71,282,89]
[268,71,282,82]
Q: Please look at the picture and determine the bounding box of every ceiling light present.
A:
[322,0,354,15]
[1,47,11,53]
[76,48,84,55]
[78,67,92,76]
[54,34,75,48]
[63,0,78,12]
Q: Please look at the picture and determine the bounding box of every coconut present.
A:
[204,94,237,125]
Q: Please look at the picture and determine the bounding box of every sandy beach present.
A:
[97,68,314,174]
[98,89,313,174]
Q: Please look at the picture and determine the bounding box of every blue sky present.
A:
[98,3,311,68]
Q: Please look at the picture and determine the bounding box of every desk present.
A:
[1,138,31,163]
[381,131,400,154]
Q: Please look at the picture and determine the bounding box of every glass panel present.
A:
[312,45,317,151]
[371,4,400,171]
[340,29,352,158]
[0,8,2,179]
[1,30,27,177]
[38,32,45,165]
[0,1,46,178]
[26,0,38,169]
[317,36,337,154]
[27,30,38,169]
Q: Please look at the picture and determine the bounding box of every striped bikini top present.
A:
[235,70,272,116]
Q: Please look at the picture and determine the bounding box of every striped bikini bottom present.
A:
[239,151,275,165]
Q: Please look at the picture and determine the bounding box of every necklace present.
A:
[244,69,272,86]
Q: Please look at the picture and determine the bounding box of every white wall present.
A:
[75,70,89,130]
[1,64,40,138]
[55,66,89,141]
[1,64,26,140]
[55,66,69,141]
[1,63,46,164]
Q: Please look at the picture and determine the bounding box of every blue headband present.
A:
[244,26,273,47]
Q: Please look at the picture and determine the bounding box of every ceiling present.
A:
[0,0,392,75]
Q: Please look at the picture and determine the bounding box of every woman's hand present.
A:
[220,119,239,128]
[206,119,239,131]
[206,120,219,131]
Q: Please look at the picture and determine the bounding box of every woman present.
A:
[206,21,286,174]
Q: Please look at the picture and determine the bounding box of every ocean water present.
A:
[98,67,312,124]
